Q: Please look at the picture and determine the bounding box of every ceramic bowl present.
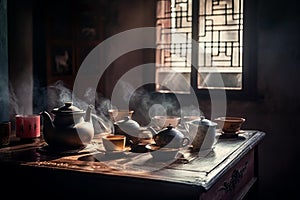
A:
[151,115,181,129]
[214,117,245,133]
[108,109,134,122]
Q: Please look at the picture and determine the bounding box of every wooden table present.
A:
[0,130,265,199]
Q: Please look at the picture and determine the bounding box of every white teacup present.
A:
[102,135,126,151]
[151,115,181,129]
[108,109,134,122]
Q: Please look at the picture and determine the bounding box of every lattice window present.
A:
[156,0,244,93]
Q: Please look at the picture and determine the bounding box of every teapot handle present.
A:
[182,137,190,147]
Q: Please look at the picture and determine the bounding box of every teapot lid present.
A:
[158,124,183,135]
[165,124,175,130]
[190,116,217,127]
[114,116,140,134]
[114,116,140,127]
[52,102,85,114]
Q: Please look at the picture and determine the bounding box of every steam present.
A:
[47,80,72,109]
[8,77,203,133]
[47,80,105,113]
[3,80,114,133]
[148,104,167,118]
[9,82,23,116]
[180,105,204,117]
[124,82,203,126]
[46,80,114,134]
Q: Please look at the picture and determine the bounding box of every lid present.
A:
[114,116,140,128]
[158,124,183,136]
[165,124,174,130]
[52,102,85,114]
[114,116,140,134]
[190,116,217,127]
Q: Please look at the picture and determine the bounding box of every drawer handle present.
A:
[219,161,248,193]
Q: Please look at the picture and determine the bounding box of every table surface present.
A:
[0,130,265,191]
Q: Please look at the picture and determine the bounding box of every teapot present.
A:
[148,125,190,149]
[40,102,94,148]
[114,116,141,145]
[185,116,217,152]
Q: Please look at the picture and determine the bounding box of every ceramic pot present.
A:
[148,125,190,148]
[40,102,94,148]
[185,117,217,152]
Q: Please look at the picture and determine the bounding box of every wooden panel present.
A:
[200,149,255,200]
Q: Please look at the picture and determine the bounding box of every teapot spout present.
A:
[147,126,158,136]
[84,105,94,122]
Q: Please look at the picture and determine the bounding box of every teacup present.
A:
[102,135,126,151]
[15,114,40,139]
[182,116,203,130]
[151,115,181,129]
[108,109,134,122]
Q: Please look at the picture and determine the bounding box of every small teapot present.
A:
[148,125,190,148]
[114,116,141,145]
[185,116,217,152]
[40,102,94,148]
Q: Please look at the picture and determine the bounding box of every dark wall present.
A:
[0,0,9,121]
[7,0,34,118]
[247,1,300,198]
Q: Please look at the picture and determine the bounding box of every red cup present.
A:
[16,115,41,139]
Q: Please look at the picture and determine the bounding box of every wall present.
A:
[0,0,9,121]
[101,0,156,99]
[246,1,300,198]
[7,0,34,118]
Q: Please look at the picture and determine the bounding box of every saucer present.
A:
[219,129,245,134]
[145,144,180,161]
[37,144,96,155]
[219,130,246,138]
[97,146,131,154]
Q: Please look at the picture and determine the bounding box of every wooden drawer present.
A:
[200,149,255,200]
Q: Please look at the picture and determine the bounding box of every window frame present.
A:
[155,0,258,101]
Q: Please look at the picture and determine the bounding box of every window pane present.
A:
[198,0,243,89]
[156,0,192,93]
